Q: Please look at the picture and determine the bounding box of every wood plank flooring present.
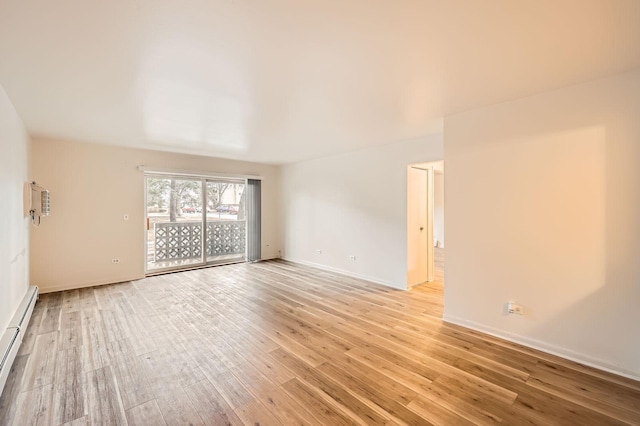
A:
[1,259,640,425]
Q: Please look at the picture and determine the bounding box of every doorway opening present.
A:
[145,174,248,274]
[407,161,444,288]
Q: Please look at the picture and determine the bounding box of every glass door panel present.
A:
[205,180,246,264]
[146,176,204,272]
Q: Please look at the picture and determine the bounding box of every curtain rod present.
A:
[137,165,263,180]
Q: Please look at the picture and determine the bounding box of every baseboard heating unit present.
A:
[0,285,39,396]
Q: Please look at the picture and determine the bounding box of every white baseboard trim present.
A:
[282,257,405,290]
[443,314,640,382]
[39,274,145,294]
[259,256,280,261]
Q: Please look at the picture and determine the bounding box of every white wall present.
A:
[30,139,281,292]
[0,86,30,332]
[444,70,640,378]
[280,136,443,289]
[434,171,444,247]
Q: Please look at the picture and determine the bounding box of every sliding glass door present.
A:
[205,181,246,264]
[145,175,247,273]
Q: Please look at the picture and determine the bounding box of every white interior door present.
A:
[408,167,429,286]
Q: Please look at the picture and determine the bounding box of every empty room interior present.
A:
[1,1,640,425]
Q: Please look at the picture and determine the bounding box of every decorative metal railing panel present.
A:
[206,221,246,257]
[154,220,245,261]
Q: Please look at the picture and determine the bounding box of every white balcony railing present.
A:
[154,220,246,262]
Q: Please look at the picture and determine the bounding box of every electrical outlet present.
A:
[112,258,120,264]
[316,249,322,254]
[349,255,356,261]
[507,301,523,315]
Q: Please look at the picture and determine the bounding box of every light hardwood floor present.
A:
[1,259,639,425]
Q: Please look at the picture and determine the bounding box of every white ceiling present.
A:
[1,0,639,164]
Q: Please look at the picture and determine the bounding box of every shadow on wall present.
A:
[447,127,640,376]
[444,71,640,378]
[459,124,640,376]
[526,123,640,376]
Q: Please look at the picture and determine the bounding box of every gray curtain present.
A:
[246,179,261,262]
